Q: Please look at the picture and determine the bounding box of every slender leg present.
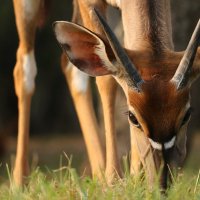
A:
[96,76,122,182]
[77,0,122,181]
[12,0,41,186]
[61,55,105,177]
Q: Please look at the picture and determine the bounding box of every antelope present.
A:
[54,0,200,188]
[12,0,200,189]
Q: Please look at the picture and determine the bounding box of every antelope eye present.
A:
[181,108,192,126]
[128,111,141,128]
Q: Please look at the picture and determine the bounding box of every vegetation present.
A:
[0,156,200,200]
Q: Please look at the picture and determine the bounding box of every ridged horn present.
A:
[171,19,200,90]
[93,8,144,92]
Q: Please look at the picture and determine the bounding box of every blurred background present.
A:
[0,0,200,177]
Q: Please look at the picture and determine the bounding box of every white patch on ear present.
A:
[148,136,176,150]
[71,67,89,93]
[22,0,40,21]
[23,50,37,93]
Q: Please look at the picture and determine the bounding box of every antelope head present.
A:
[53,9,200,187]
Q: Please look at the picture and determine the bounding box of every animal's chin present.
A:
[151,145,186,189]
[167,145,187,168]
[151,146,177,189]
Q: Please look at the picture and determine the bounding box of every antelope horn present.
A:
[171,19,200,90]
[93,8,144,92]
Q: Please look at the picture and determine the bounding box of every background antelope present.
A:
[2,0,199,188]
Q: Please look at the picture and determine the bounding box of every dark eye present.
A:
[128,111,141,128]
[181,108,192,126]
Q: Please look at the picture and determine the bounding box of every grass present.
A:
[0,156,200,200]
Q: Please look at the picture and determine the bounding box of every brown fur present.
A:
[128,80,189,142]
[57,0,200,186]
[12,0,200,187]
[121,0,173,51]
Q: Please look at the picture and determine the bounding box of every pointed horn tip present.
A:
[170,18,200,89]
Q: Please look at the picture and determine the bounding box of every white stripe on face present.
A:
[148,138,162,150]
[164,136,176,149]
[148,136,176,150]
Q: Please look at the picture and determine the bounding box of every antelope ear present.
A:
[53,21,117,77]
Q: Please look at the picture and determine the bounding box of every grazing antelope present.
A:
[54,0,200,188]
[12,0,200,188]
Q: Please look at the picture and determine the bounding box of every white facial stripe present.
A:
[148,138,162,150]
[71,66,89,93]
[164,136,176,149]
[148,136,176,150]
[23,50,37,93]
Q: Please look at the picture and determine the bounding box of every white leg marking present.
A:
[22,0,40,21]
[23,50,37,93]
[66,62,74,72]
[71,66,89,93]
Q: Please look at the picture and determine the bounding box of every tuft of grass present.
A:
[0,160,200,200]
